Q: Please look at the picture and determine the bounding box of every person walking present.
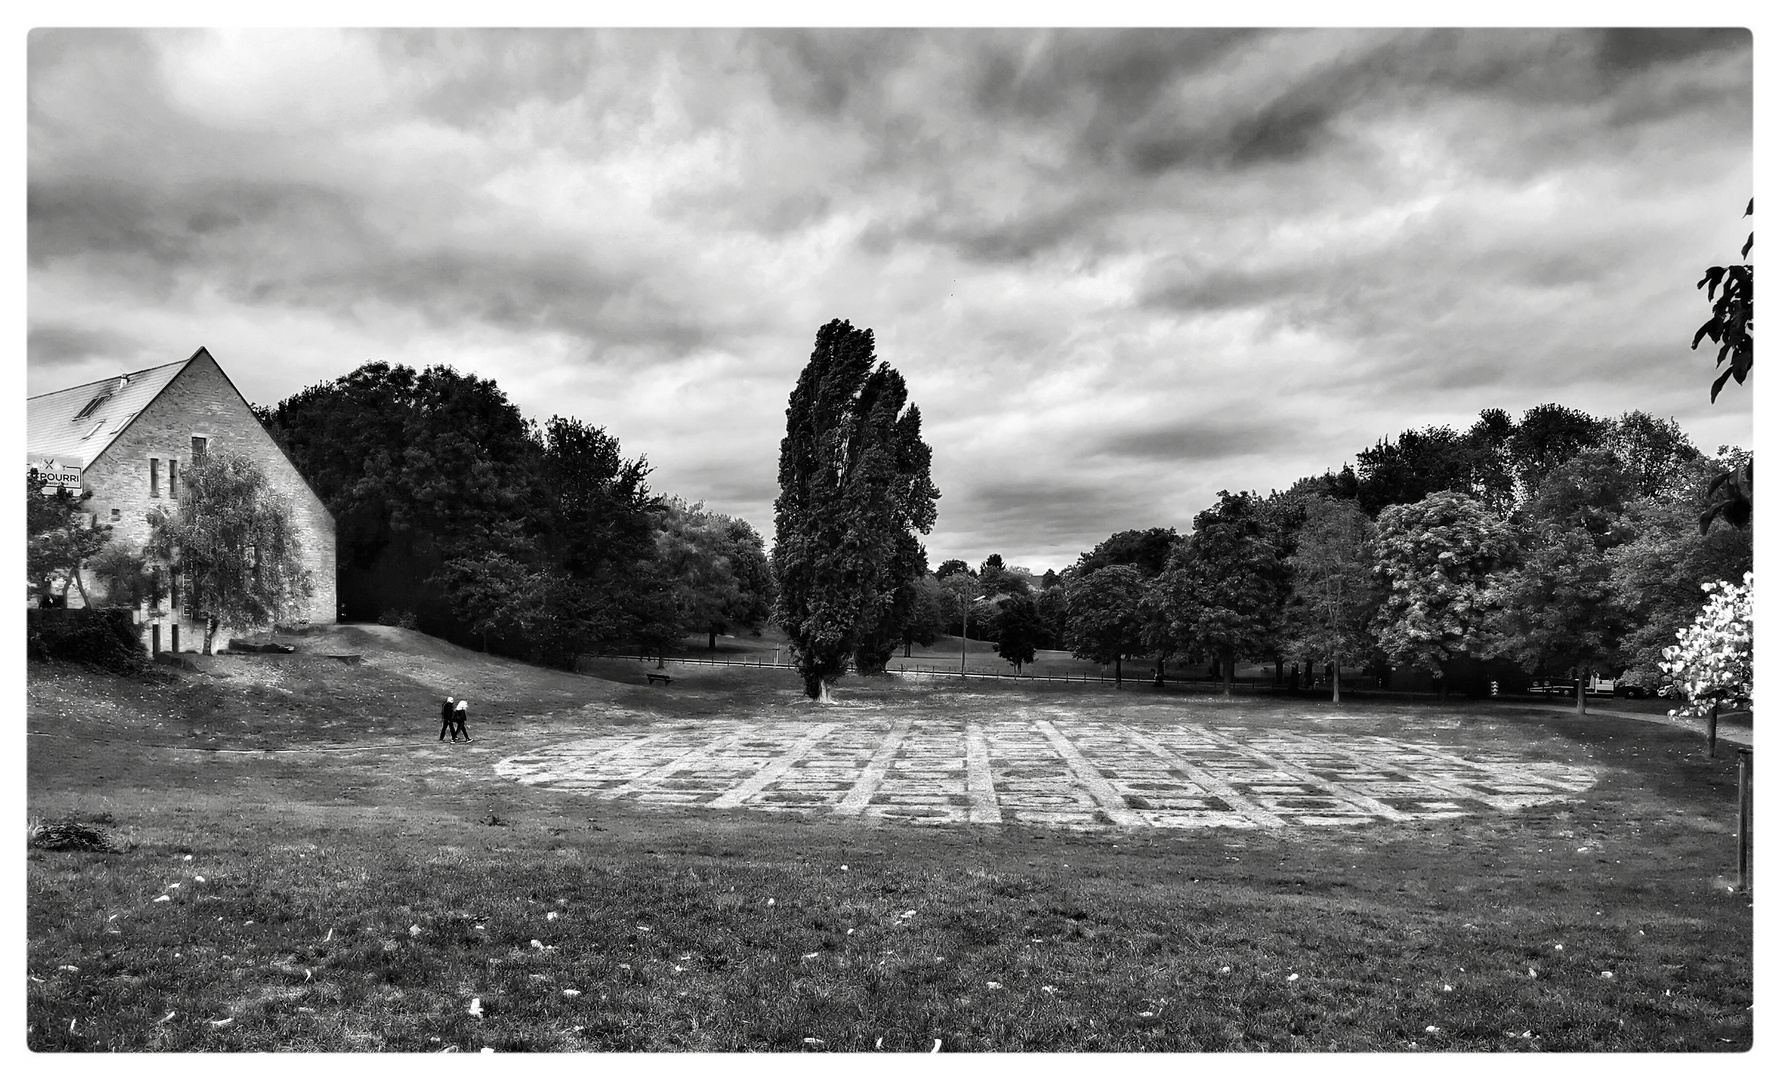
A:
[452,697,471,743]
[439,696,457,742]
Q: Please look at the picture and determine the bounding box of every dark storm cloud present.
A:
[1092,416,1303,466]
[950,474,1154,562]
[26,325,149,371]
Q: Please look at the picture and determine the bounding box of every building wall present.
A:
[74,352,336,650]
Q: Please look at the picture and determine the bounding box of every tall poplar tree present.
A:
[773,319,937,700]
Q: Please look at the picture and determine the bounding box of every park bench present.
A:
[646,672,672,686]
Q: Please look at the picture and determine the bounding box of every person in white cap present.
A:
[452,697,471,743]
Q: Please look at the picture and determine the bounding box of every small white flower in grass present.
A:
[636,925,652,932]
[1554,944,1563,951]
[154,895,171,903]
[1287,973,1299,982]
[1529,968,1538,978]
[986,982,1002,990]
[674,965,686,973]
[1219,966,1230,974]
[531,939,545,949]
[168,883,179,889]
[563,989,581,998]
[679,954,692,961]
[183,855,192,861]
[467,998,483,1018]
[410,924,422,937]
[474,925,485,931]
[211,1017,233,1027]
[59,965,79,973]
[846,929,855,936]
[1425,1026,1440,1034]
[1443,985,1453,992]
[900,910,916,919]
[194,876,204,883]
[547,912,559,921]
[802,952,820,960]
[1041,986,1058,995]
[1601,971,1614,979]
[1138,1011,1154,1018]
[245,921,254,927]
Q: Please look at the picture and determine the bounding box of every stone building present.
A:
[26,346,336,653]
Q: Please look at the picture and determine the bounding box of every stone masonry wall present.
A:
[75,351,336,651]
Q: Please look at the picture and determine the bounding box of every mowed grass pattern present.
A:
[26,630,1754,1052]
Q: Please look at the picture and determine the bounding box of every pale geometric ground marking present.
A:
[494,717,1597,832]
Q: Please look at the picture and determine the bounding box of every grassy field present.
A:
[26,625,1754,1052]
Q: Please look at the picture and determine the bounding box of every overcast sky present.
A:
[26,27,1754,573]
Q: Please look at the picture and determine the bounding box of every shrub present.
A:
[378,609,419,630]
[25,608,150,675]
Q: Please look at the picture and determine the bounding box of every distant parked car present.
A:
[1528,670,1633,697]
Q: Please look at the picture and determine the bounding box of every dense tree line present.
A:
[260,362,771,667]
[944,403,1749,705]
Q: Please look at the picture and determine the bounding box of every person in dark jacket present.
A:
[452,697,471,743]
[440,696,457,741]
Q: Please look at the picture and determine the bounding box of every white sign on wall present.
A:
[27,455,82,492]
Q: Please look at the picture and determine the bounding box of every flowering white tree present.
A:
[1659,573,1752,753]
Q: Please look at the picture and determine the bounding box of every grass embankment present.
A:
[26,627,1753,1052]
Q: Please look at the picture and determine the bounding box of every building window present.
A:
[168,458,178,498]
[110,508,120,522]
[150,457,160,497]
[74,393,110,420]
[191,435,208,461]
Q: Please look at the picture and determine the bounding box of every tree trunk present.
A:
[657,653,666,669]
[1575,669,1587,716]
[1222,650,1234,698]
[1437,661,1448,701]
[1332,657,1341,705]
[1114,655,1122,686]
[1707,703,1719,758]
[1153,657,1165,687]
[904,640,912,658]
[709,629,717,651]
[202,614,219,655]
[70,567,90,607]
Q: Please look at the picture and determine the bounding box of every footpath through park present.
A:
[1498,700,1752,748]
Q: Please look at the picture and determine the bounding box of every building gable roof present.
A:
[25,349,204,467]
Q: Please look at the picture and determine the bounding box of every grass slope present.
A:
[26,629,1753,1052]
